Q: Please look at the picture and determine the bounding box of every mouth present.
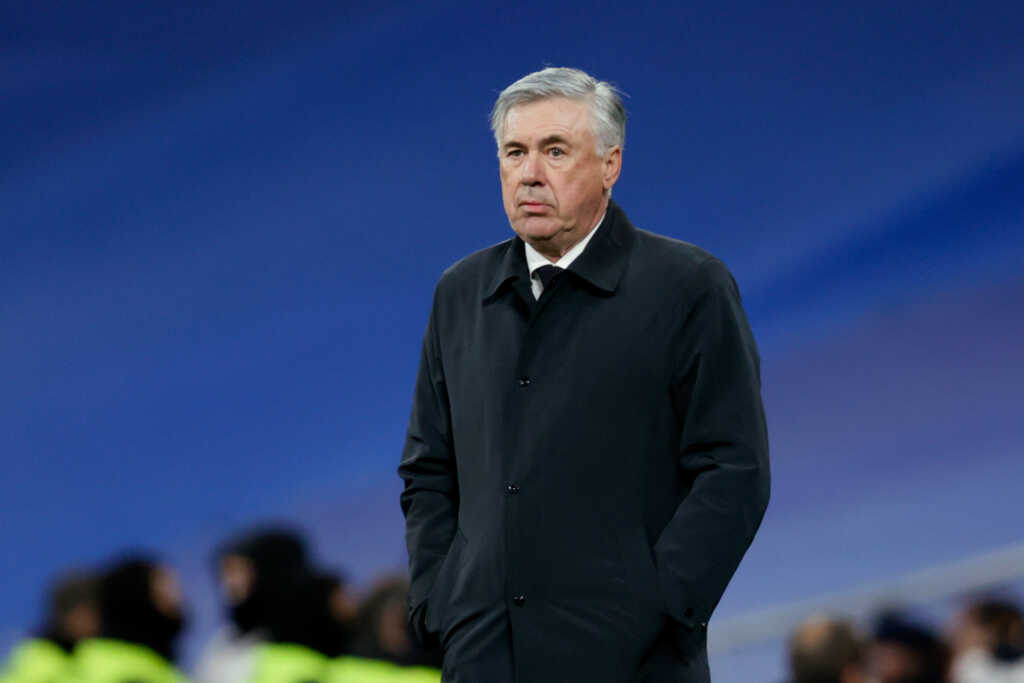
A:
[519,201,550,210]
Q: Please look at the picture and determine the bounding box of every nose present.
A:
[520,151,545,186]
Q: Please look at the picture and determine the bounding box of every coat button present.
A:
[518,376,531,387]
[513,594,526,606]
[505,483,520,495]
[699,622,708,630]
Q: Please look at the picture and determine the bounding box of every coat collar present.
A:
[483,200,635,302]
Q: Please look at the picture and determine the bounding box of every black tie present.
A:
[534,265,565,291]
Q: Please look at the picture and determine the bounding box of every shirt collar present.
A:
[484,200,635,302]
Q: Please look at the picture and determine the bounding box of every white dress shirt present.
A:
[523,212,606,299]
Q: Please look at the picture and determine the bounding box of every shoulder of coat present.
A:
[433,237,517,301]
[630,228,727,287]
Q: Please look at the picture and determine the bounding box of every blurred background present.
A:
[3,1,1023,681]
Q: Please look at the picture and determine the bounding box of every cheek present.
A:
[499,171,513,194]
[552,178,583,209]
[500,177,521,208]
[562,173,602,206]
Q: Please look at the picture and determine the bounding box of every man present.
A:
[72,556,188,683]
[399,67,770,683]
[869,612,948,683]
[788,616,870,683]
[195,527,314,683]
[247,570,352,683]
[328,576,441,683]
[348,576,441,670]
[949,599,1024,683]
[0,570,98,683]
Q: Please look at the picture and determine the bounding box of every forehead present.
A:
[502,96,594,145]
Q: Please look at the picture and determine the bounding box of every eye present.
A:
[506,149,524,158]
[548,147,566,158]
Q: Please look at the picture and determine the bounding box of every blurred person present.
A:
[349,576,441,669]
[399,66,770,683]
[949,599,1024,683]
[870,612,948,683]
[331,576,440,682]
[72,555,188,683]
[248,571,357,683]
[194,527,311,683]
[788,616,870,683]
[0,570,98,683]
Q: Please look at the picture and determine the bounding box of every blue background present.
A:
[4,1,1023,679]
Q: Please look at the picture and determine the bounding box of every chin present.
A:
[513,215,562,241]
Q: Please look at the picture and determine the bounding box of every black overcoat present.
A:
[399,202,770,683]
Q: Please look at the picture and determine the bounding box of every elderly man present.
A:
[399,67,770,683]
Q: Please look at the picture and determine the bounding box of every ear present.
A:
[602,146,622,191]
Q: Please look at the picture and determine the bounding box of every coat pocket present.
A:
[622,525,662,613]
[424,527,469,635]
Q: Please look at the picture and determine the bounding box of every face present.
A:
[499,97,621,258]
[376,599,412,657]
[150,566,184,619]
[61,602,100,642]
[219,554,255,605]
[868,642,922,683]
[328,584,359,624]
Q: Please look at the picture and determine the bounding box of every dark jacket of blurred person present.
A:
[71,556,187,683]
[870,613,949,683]
[950,599,1024,683]
[194,527,311,683]
[0,571,98,683]
[788,616,869,683]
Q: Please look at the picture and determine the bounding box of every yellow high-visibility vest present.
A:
[0,639,71,683]
[328,657,440,683]
[391,665,441,683]
[248,643,329,683]
[68,638,185,683]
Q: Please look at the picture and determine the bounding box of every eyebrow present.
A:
[502,134,573,150]
[539,134,571,147]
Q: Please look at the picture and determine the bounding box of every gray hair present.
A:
[490,67,626,156]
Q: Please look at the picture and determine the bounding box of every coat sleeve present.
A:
[398,286,459,634]
[656,257,771,631]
